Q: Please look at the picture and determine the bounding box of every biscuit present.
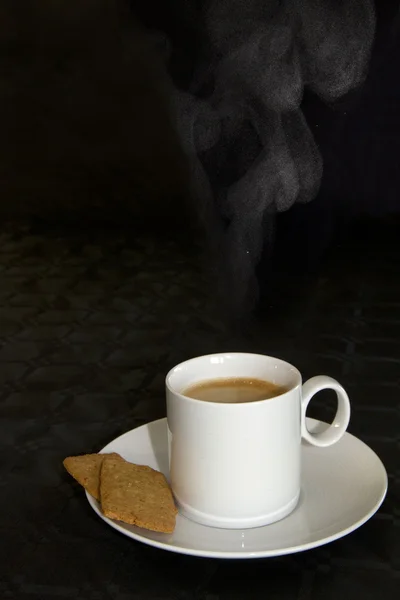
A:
[100,455,177,533]
[63,452,122,501]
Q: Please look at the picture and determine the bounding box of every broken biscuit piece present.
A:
[63,453,122,501]
[100,455,177,533]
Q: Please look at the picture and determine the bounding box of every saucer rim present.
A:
[86,417,388,559]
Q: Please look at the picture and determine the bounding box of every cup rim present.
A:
[165,352,302,406]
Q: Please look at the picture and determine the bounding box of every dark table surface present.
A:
[0,219,398,599]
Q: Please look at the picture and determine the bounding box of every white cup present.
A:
[166,352,351,529]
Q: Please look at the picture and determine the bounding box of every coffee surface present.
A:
[182,377,287,404]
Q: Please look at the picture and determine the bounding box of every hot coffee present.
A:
[182,377,287,404]
[167,352,351,528]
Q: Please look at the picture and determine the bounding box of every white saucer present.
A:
[86,418,387,559]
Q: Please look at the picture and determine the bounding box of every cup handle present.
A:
[301,375,351,447]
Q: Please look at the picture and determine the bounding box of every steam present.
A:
[164,0,376,313]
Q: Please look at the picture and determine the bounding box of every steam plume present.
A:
[165,0,376,313]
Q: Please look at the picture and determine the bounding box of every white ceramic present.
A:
[86,418,387,559]
[165,353,351,529]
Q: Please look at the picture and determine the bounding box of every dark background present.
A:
[1,1,399,284]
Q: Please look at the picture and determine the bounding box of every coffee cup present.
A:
[166,352,350,529]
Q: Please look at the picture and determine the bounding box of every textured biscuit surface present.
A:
[100,455,177,533]
[63,453,122,501]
